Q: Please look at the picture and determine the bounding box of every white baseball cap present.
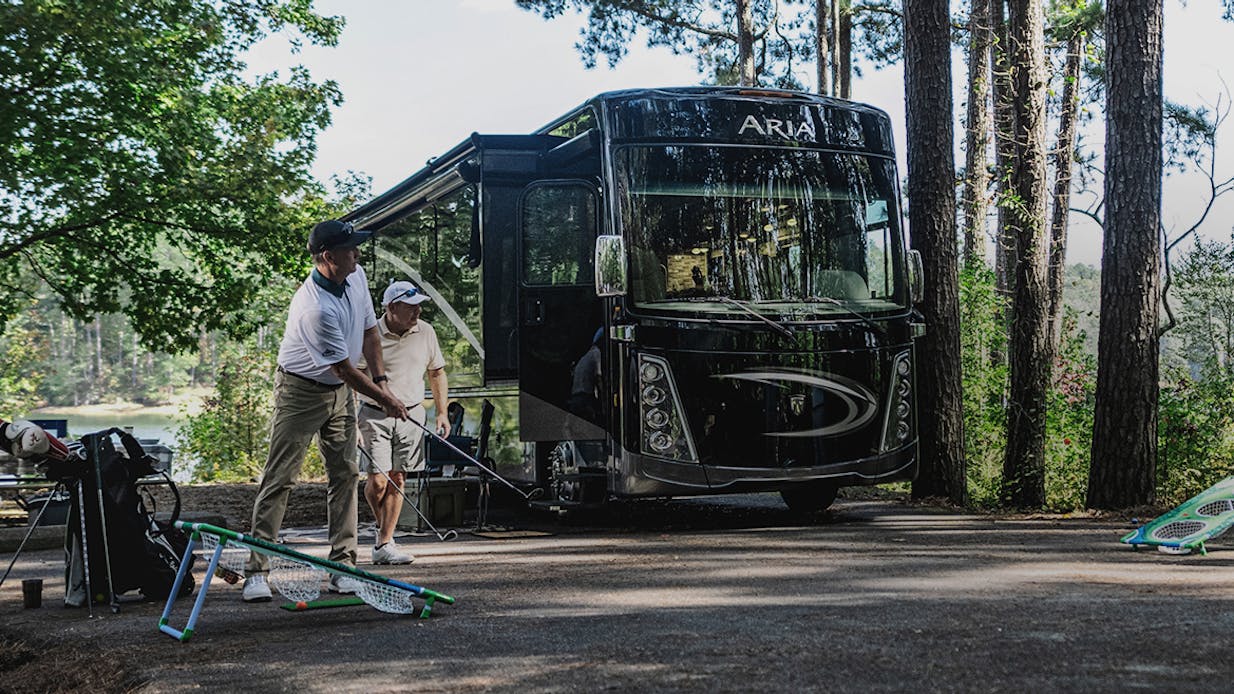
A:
[383,281,430,306]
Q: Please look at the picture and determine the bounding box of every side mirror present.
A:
[907,249,925,305]
[595,235,628,297]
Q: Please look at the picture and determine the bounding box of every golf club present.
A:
[357,446,458,542]
[399,414,543,502]
[88,435,120,614]
[76,479,94,619]
[0,483,62,591]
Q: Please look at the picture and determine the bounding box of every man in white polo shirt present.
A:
[358,280,450,564]
[242,219,410,603]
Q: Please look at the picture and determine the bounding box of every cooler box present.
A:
[397,478,467,531]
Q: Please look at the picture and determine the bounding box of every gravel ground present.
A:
[2,486,1232,693]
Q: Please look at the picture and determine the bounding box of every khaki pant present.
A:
[247,369,359,573]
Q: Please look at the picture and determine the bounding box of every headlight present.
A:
[645,408,669,428]
[637,354,698,462]
[881,351,915,452]
[648,431,674,452]
[642,385,666,406]
[640,363,664,382]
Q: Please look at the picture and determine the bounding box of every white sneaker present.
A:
[328,574,364,594]
[372,542,415,565]
[242,574,272,603]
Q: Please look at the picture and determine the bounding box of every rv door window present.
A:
[521,183,598,286]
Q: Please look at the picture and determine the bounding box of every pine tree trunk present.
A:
[904,0,967,504]
[1046,33,1084,350]
[1088,0,1163,509]
[816,0,831,95]
[839,2,852,98]
[991,0,1016,366]
[737,0,756,86]
[1001,0,1052,507]
[962,0,994,269]
[94,315,102,386]
[831,0,841,96]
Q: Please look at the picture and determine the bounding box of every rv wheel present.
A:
[780,481,839,514]
[548,442,577,502]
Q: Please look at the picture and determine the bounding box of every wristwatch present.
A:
[372,374,389,384]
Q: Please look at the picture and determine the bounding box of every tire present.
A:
[780,480,839,514]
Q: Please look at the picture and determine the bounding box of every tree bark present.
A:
[831,0,842,96]
[94,315,103,384]
[737,0,757,86]
[904,0,967,504]
[962,0,994,269]
[1046,32,1084,350]
[816,0,831,95]
[1088,0,1163,509]
[1002,0,1052,507]
[839,2,853,98]
[991,0,1016,366]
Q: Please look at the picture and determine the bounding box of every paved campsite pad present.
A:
[2,493,1234,692]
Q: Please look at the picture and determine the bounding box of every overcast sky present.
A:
[247,0,1234,267]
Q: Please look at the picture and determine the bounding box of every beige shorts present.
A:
[358,404,426,474]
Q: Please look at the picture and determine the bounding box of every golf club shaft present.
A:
[400,413,533,500]
[358,447,455,541]
[0,484,59,589]
[77,479,94,618]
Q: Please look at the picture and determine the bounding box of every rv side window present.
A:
[547,108,597,139]
[521,183,597,286]
[369,185,484,388]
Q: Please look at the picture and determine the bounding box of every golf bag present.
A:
[61,428,195,607]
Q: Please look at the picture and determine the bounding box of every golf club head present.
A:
[526,487,545,501]
[440,529,459,542]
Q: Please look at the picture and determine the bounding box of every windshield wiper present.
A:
[685,296,794,338]
[806,296,886,335]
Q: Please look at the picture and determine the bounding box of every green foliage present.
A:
[1043,309,1096,510]
[959,264,1008,506]
[1154,236,1234,505]
[1168,234,1234,371]
[0,0,344,352]
[0,304,47,418]
[960,265,1096,510]
[1157,371,1234,506]
[515,0,903,89]
[178,341,276,482]
[176,275,329,482]
[516,0,770,84]
[1046,0,1103,43]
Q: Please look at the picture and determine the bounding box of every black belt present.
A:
[277,365,344,390]
[362,400,420,414]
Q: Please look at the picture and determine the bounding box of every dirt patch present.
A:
[0,632,144,693]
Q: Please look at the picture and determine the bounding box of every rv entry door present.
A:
[517,180,606,442]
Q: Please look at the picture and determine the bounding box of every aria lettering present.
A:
[738,114,816,140]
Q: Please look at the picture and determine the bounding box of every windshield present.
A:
[616,145,906,315]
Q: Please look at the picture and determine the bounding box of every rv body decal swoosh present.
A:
[715,369,878,438]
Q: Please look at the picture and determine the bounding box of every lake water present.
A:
[27,409,190,481]
[29,410,182,443]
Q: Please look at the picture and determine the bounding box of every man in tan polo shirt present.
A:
[358,280,450,564]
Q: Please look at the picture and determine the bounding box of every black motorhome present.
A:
[345,87,924,512]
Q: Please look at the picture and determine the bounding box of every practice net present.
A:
[196,530,416,613]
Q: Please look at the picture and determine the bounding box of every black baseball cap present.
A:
[307,220,373,254]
